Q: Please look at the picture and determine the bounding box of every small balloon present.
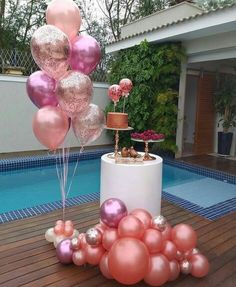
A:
[162,240,177,261]
[142,228,163,254]
[100,198,127,228]
[130,208,152,230]
[95,222,107,234]
[26,71,57,108]
[45,228,56,242]
[72,249,86,266]
[65,220,73,227]
[99,252,113,279]
[119,78,133,97]
[152,215,168,232]
[190,254,210,278]
[176,250,184,261]
[64,225,74,237]
[180,259,192,275]
[30,25,70,80]
[56,71,93,118]
[71,229,79,238]
[46,0,81,40]
[70,34,101,75]
[72,104,105,146]
[169,260,181,281]
[56,220,64,226]
[78,233,87,249]
[171,224,197,252]
[54,235,66,248]
[118,215,144,239]
[33,106,69,150]
[85,228,102,246]
[102,228,119,251]
[108,85,122,104]
[56,239,73,264]
[71,237,81,250]
[54,224,64,235]
[161,223,172,241]
[85,244,105,265]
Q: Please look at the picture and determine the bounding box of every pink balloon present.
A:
[85,244,105,265]
[64,225,74,237]
[130,208,152,229]
[56,239,73,264]
[119,78,133,97]
[108,85,122,104]
[144,254,170,286]
[108,238,149,285]
[162,223,172,241]
[162,240,177,260]
[70,35,101,75]
[171,224,197,252]
[190,254,210,278]
[33,106,69,150]
[95,223,107,234]
[56,71,93,117]
[26,71,57,108]
[118,215,145,239]
[99,252,113,279]
[54,224,64,235]
[72,104,105,146]
[142,228,163,254]
[46,0,81,41]
[176,250,185,261]
[102,228,119,251]
[72,249,86,266]
[168,260,180,281]
[30,25,70,80]
[78,233,87,249]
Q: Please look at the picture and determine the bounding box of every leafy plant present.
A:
[106,40,184,152]
[215,73,236,133]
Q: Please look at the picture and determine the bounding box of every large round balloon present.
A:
[56,71,93,118]
[85,244,105,265]
[72,104,105,146]
[108,238,149,285]
[118,215,144,239]
[190,254,210,278]
[142,228,163,254]
[70,35,101,75]
[26,71,57,108]
[171,224,197,252]
[100,198,127,228]
[56,239,73,264]
[46,0,81,41]
[99,252,113,279]
[102,228,119,251]
[32,106,69,150]
[30,25,70,80]
[130,208,152,230]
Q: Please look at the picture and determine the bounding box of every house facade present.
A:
[106,2,236,158]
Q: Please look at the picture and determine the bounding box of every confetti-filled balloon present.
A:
[152,215,168,232]
[180,259,192,275]
[85,228,102,246]
[108,84,122,104]
[119,78,133,97]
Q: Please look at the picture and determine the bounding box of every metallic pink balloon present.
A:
[46,0,81,41]
[56,71,93,117]
[30,25,70,80]
[33,106,69,150]
[70,34,101,75]
[72,104,105,146]
[72,249,86,266]
[56,239,73,264]
[100,198,128,228]
[26,71,57,108]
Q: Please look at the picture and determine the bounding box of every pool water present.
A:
[0,159,235,213]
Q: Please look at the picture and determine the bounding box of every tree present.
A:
[194,0,236,10]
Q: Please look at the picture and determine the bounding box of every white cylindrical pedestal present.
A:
[100,153,163,216]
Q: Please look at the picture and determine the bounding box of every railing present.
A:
[0,49,107,82]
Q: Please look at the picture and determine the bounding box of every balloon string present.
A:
[114,102,116,112]
[66,144,84,199]
[123,97,126,113]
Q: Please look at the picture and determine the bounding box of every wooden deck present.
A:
[0,201,235,287]
[179,154,236,176]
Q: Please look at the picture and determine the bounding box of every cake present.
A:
[106,112,128,129]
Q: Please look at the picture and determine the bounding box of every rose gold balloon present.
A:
[54,224,64,235]
[162,223,172,241]
[176,250,184,261]
[190,254,210,278]
[171,224,197,252]
[168,260,180,281]
[56,220,64,226]
[142,228,163,254]
[162,240,177,260]
[71,237,81,250]
[64,225,74,237]
[33,106,69,150]
[130,209,152,229]
[85,228,102,246]
[30,25,70,80]
[99,252,113,279]
[108,238,149,285]
[118,215,145,239]
[56,71,93,118]
[144,254,170,286]
[72,249,86,266]
[78,233,87,249]
[95,223,107,234]
[180,259,192,275]
[72,104,105,146]
[102,228,119,251]
[46,0,81,40]
[65,220,73,227]
[85,245,105,265]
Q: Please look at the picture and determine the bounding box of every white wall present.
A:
[0,75,112,154]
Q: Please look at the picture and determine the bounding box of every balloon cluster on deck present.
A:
[27,0,105,149]
[45,198,210,286]
[108,78,133,107]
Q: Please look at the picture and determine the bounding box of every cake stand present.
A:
[131,138,164,160]
[105,126,133,158]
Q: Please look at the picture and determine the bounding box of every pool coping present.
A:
[0,151,236,223]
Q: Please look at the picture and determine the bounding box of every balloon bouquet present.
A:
[45,198,210,286]
[26,0,105,220]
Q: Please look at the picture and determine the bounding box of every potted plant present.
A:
[215,73,236,155]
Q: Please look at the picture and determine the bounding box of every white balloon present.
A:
[45,228,56,243]
[71,229,79,238]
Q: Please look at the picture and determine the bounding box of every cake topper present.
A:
[119,78,133,113]
[108,84,122,111]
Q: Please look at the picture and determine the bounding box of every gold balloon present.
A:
[151,215,167,232]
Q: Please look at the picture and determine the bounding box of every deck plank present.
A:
[0,200,235,287]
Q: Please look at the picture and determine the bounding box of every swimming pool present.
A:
[0,153,236,222]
